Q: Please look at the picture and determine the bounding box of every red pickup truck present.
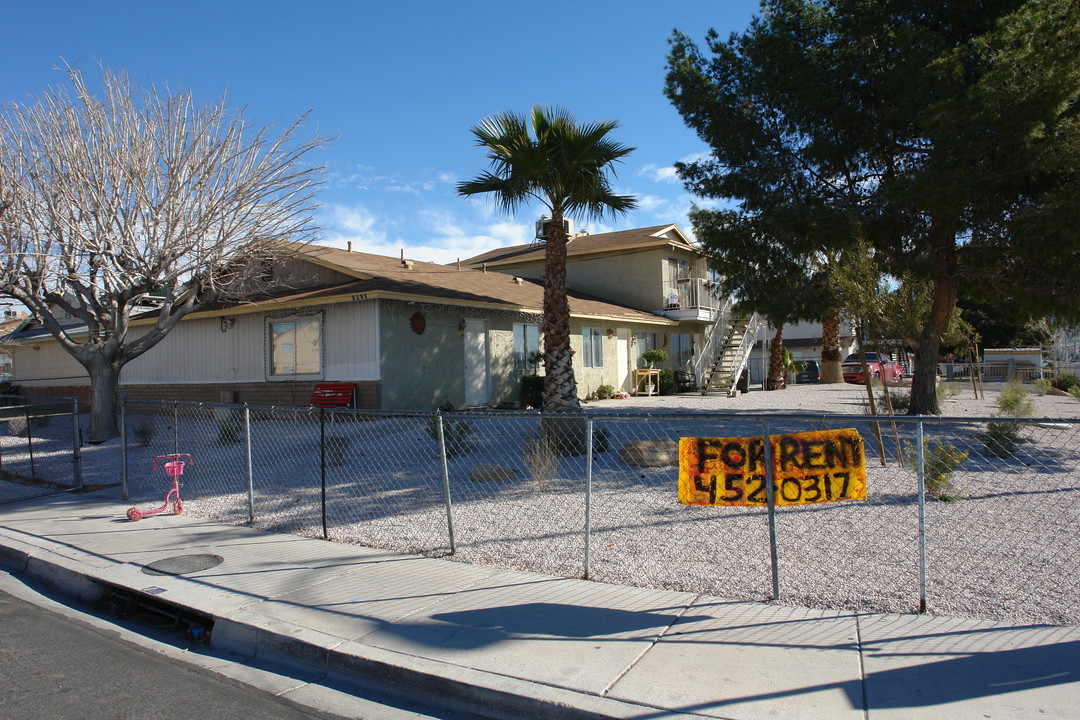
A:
[842,352,904,384]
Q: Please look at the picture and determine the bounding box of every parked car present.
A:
[795,360,820,384]
[842,352,904,384]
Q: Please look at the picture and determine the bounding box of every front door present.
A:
[616,329,632,393]
[464,319,491,407]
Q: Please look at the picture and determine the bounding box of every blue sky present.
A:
[3,1,763,264]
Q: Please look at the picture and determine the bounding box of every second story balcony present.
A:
[660,278,720,322]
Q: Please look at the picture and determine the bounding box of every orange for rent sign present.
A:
[678,429,867,506]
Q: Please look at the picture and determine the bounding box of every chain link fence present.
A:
[0,398,82,505]
[120,399,1080,626]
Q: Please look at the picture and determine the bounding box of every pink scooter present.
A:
[127,454,193,522]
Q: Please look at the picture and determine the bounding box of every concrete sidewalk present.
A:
[1,492,1077,720]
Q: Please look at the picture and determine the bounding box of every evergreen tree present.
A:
[666,0,1079,414]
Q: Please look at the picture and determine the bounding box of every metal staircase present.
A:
[697,312,761,397]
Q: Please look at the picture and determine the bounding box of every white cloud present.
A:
[318,202,536,265]
[638,163,680,183]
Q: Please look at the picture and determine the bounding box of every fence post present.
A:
[320,407,328,540]
[436,413,456,553]
[244,405,254,525]
[916,416,928,613]
[172,401,179,455]
[584,417,594,580]
[71,398,83,490]
[120,396,129,500]
[24,406,35,479]
[762,419,780,599]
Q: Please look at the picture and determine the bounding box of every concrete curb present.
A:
[0,532,681,720]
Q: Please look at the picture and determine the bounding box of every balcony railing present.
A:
[662,278,719,313]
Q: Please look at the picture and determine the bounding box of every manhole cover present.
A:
[142,554,224,576]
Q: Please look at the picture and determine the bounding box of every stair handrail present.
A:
[694,296,732,385]
[724,312,763,395]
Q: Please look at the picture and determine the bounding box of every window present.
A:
[269,315,322,378]
[513,323,540,372]
[671,334,693,367]
[583,327,603,368]
[635,331,657,366]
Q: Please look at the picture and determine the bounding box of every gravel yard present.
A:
[7,380,1080,626]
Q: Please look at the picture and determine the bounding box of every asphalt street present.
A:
[0,574,462,720]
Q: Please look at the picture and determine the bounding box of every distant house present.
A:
[4,243,680,410]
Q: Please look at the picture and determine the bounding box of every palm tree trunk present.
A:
[767,325,786,390]
[541,209,580,413]
[819,311,843,383]
[539,209,586,456]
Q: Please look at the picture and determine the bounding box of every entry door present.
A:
[616,329,632,393]
[464,319,491,407]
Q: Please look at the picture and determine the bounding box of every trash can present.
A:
[737,369,750,394]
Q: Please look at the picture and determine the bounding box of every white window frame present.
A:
[513,322,541,373]
[267,312,324,381]
[583,327,604,368]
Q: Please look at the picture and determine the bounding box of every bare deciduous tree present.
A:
[0,63,326,441]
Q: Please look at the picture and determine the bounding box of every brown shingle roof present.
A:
[458,224,694,268]
[235,243,678,325]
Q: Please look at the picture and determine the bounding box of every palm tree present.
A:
[458,106,636,417]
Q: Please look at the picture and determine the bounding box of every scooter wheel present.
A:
[173,500,183,515]
[127,507,142,522]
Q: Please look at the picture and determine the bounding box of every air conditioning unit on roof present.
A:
[535,216,573,241]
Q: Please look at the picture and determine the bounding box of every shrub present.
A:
[937,382,960,403]
[593,426,610,453]
[323,435,351,467]
[426,416,473,458]
[522,435,559,491]
[133,422,157,448]
[658,369,675,395]
[1051,373,1079,392]
[641,349,668,366]
[1070,386,1080,400]
[1034,378,1051,395]
[7,416,27,437]
[903,438,966,501]
[595,384,614,400]
[217,410,243,444]
[521,375,544,409]
[997,381,1034,417]
[979,421,1027,459]
[879,389,910,413]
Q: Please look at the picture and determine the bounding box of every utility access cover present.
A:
[142,554,223,576]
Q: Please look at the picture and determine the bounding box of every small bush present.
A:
[217,410,243,444]
[1034,378,1051,395]
[879,389,910,413]
[323,435,351,466]
[938,383,960,402]
[595,384,615,400]
[997,381,1034,417]
[658,369,675,395]
[521,375,544,409]
[594,426,610,453]
[1070,386,1080,400]
[903,438,967,501]
[979,420,1027,459]
[426,417,473,458]
[1051,373,1079,392]
[523,435,559,491]
[133,422,157,448]
[7,416,27,437]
